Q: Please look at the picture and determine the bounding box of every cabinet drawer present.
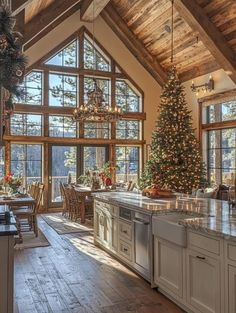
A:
[94,200,118,216]
[188,231,220,256]
[119,220,132,241]
[226,242,236,262]
[119,239,132,262]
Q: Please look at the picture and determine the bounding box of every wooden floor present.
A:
[14,215,185,313]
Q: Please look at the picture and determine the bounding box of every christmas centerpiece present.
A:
[0,173,22,194]
[99,161,119,189]
[140,67,204,196]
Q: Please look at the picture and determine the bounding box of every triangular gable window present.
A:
[45,40,77,67]
[84,35,110,72]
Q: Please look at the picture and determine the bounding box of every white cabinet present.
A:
[94,200,118,252]
[186,249,221,313]
[227,265,236,313]
[224,240,236,313]
[154,236,184,300]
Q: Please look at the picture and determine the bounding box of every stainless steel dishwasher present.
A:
[133,211,151,280]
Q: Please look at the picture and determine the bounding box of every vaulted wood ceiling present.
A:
[13,0,236,85]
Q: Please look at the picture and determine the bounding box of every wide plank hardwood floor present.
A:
[14,215,184,313]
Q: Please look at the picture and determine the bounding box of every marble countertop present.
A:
[93,191,236,241]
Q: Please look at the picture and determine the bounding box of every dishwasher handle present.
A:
[133,218,150,225]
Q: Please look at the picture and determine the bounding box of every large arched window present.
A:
[4,27,145,208]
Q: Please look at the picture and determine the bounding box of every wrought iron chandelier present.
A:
[73,79,123,122]
[73,1,123,122]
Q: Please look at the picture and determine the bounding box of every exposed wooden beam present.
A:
[198,88,236,103]
[179,60,220,82]
[101,4,167,86]
[81,0,111,21]
[174,0,236,84]
[15,9,25,36]
[12,0,33,16]
[23,0,81,49]
[3,135,146,145]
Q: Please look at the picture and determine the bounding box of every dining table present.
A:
[0,195,36,208]
[74,185,110,223]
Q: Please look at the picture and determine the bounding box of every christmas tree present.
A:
[140,67,204,194]
[0,5,27,132]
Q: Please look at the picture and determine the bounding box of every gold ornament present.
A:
[16,69,23,77]
[0,34,8,52]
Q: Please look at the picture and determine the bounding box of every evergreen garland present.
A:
[0,4,27,117]
[140,67,205,194]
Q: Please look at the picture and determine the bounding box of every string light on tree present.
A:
[139,0,205,193]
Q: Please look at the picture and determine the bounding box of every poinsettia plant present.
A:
[0,173,22,192]
[99,162,119,187]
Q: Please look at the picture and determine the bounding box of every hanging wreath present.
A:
[0,5,27,121]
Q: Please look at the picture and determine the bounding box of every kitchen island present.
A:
[0,207,17,313]
[93,192,236,313]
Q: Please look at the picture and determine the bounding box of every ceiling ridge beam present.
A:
[23,0,81,49]
[101,3,167,86]
[174,0,236,84]
[80,0,111,22]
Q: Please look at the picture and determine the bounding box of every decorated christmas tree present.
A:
[140,67,204,194]
[0,5,27,137]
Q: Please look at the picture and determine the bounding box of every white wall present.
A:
[26,10,162,146]
[183,69,236,137]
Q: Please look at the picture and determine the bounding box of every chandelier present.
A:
[73,79,123,122]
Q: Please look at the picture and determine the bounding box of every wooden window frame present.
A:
[4,26,146,210]
[199,89,236,185]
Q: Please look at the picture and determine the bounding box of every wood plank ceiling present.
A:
[14,0,236,84]
[111,0,236,82]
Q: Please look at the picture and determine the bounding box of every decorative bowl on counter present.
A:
[142,185,174,198]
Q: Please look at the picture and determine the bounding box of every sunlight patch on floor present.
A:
[68,236,136,276]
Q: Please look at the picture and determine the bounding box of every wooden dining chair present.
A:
[13,183,44,237]
[73,189,93,222]
[127,180,133,191]
[63,186,80,221]
[60,182,69,217]
[28,181,39,198]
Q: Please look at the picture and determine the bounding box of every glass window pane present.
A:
[51,146,77,202]
[222,101,236,121]
[222,128,236,148]
[84,77,110,104]
[116,146,139,183]
[115,80,140,112]
[207,104,221,123]
[83,147,107,172]
[222,148,235,169]
[11,144,42,188]
[46,41,77,68]
[49,73,77,107]
[84,37,110,71]
[208,130,221,149]
[10,113,42,136]
[116,120,140,139]
[49,115,77,137]
[207,128,236,185]
[84,122,110,139]
[15,71,43,105]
